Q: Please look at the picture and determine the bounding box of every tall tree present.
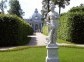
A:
[80,3,84,7]
[8,0,24,18]
[41,0,50,19]
[47,0,50,12]
[0,0,7,14]
[52,0,70,15]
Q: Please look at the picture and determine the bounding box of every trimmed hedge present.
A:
[0,14,33,47]
[58,12,84,44]
[68,12,84,44]
[58,13,70,41]
[69,6,84,12]
[42,24,48,36]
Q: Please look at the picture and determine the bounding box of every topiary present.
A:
[0,14,33,47]
[58,12,84,44]
[68,12,84,44]
[58,13,70,41]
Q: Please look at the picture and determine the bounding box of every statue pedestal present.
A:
[46,43,59,62]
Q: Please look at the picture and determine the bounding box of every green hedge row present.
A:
[68,12,84,44]
[58,12,84,44]
[69,6,84,12]
[58,13,70,41]
[0,14,33,47]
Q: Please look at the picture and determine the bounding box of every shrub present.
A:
[68,12,84,44]
[58,13,70,41]
[0,14,33,47]
[42,24,48,35]
[69,6,84,12]
[59,12,84,44]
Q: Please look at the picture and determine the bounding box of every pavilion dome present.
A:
[32,8,42,22]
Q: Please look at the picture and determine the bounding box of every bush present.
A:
[68,12,84,44]
[0,14,33,47]
[42,24,48,35]
[69,6,84,12]
[58,13,70,41]
[59,12,84,44]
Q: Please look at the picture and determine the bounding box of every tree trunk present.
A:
[48,0,50,12]
[59,6,61,16]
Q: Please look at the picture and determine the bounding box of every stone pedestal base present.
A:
[46,57,59,62]
[46,43,59,62]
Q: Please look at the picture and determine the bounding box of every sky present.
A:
[0,0,84,19]
[19,0,42,18]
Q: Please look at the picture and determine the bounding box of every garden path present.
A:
[28,32,47,46]
[28,32,84,47]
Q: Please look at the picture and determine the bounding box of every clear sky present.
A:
[19,0,42,19]
[0,0,84,19]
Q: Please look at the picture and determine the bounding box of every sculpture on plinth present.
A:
[45,1,59,62]
[46,1,59,44]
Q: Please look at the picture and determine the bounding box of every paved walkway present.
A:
[28,32,84,47]
[28,32,47,46]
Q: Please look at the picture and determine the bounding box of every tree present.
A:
[41,0,50,19]
[69,4,84,12]
[80,3,84,7]
[42,0,70,18]
[52,0,70,15]
[8,0,24,18]
[47,0,50,12]
[0,0,7,14]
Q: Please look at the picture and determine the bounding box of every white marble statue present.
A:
[46,1,59,44]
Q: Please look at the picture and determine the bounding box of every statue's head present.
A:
[42,1,46,5]
[49,1,55,11]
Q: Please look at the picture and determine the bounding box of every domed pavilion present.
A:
[25,8,43,32]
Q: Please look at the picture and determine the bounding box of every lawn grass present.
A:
[59,47,84,62]
[0,47,46,62]
[57,39,73,44]
[0,46,84,62]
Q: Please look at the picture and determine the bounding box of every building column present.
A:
[34,23,36,32]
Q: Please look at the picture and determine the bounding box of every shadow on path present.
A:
[28,32,47,46]
[28,37,37,46]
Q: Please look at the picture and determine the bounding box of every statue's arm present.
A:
[46,13,50,25]
[56,12,60,19]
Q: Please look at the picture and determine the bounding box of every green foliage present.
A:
[42,24,48,35]
[41,0,50,19]
[59,12,84,44]
[52,0,70,6]
[59,5,84,44]
[58,13,70,41]
[69,6,84,12]
[68,12,84,44]
[8,0,24,18]
[52,0,70,15]
[0,14,33,47]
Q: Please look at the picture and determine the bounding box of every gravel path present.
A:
[28,32,47,46]
[28,32,84,47]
